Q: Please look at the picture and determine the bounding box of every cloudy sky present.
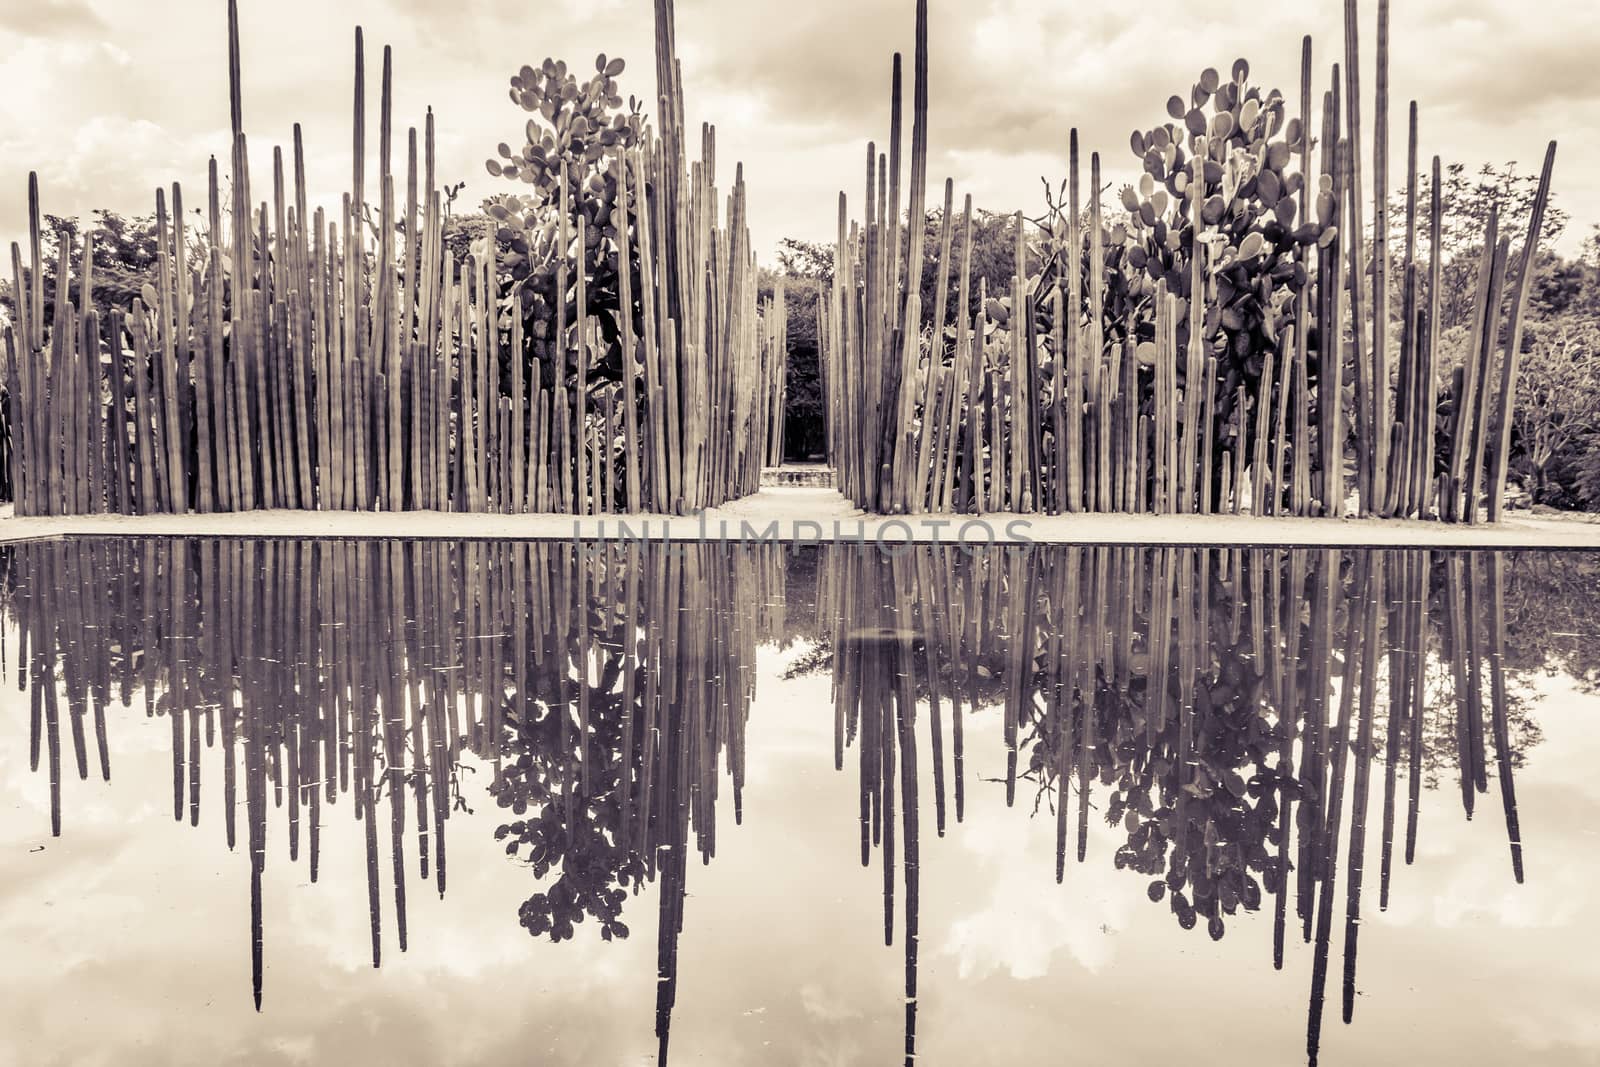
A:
[1,0,1597,262]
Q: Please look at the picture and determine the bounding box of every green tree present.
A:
[0,209,182,325]
[1386,162,1570,331]
[775,238,834,284]
[914,207,1034,337]
[755,270,827,461]
[1511,313,1600,506]
[440,210,495,267]
[1573,437,1600,511]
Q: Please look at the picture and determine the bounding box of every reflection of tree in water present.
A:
[1498,550,1600,694]
[481,543,778,1064]
[822,544,1575,1067]
[491,645,646,943]
[1021,550,1545,935]
[3,538,1593,1067]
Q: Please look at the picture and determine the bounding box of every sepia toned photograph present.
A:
[2,0,1598,1063]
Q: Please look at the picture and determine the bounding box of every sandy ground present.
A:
[2,489,1597,548]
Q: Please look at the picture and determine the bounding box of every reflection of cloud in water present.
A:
[934,711,1125,980]
[799,981,866,1023]
[942,857,1127,980]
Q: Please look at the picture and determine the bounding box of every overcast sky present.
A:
[1,0,1597,263]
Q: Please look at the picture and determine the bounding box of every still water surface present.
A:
[2,540,1598,1066]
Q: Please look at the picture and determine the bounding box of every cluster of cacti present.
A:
[0,0,776,518]
[820,3,935,513]
[822,0,1556,523]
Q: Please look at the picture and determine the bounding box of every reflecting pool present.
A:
[2,540,1598,1065]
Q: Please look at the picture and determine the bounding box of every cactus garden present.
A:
[0,0,1577,524]
[3,6,1600,1067]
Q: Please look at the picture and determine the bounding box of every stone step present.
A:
[760,466,837,489]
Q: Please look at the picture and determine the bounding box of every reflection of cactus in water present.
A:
[479,542,776,1066]
[488,543,767,947]
[819,542,1554,1067]
[0,536,784,1048]
[2,538,1583,1067]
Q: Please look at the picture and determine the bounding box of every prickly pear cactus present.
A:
[483,53,646,389]
[1117,59,1334,418]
